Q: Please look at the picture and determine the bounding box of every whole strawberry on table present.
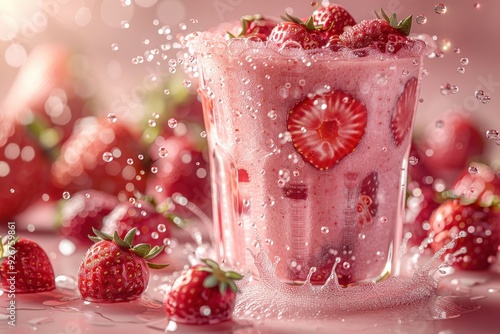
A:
[77,227,168,303]
[164,259,243,325]
[0,236,56,294]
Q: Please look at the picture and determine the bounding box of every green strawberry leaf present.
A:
[144,245,165,260]
[123,227,137,246]
[146,262,169,269]
[203,274,219,289]
[132,243,151,258]
[92,227,113,242]
[113,231,131,248]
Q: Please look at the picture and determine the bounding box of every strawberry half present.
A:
[0,237,55,294]
[391,77,418,146]
[164,259,243,325]
[77,227,168,303]
[429,199,500,270]
[287,89,367,170]
[339,9,412,53]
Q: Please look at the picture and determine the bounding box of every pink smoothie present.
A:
[188,29,431,285]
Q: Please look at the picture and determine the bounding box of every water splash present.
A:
[232,232,480,322]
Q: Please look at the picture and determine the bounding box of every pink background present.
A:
[0,0,498,159]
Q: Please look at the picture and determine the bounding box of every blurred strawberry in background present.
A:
[0,117,51,222]
[2,43,94,151]
[413,110,485,186]
[51,116,148,200]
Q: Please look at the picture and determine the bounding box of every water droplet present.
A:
[167,118,178,128]
[416,14,427,24]
[158,147,169,158]
[321,226,329,234]
[460,58,469,65]
[127,158,134,165]
[148,119,157,127]
[473,3,481,9]
[440,83,452,95]
[453,47,461,54]
[409,156,419,165]
[267,109,277,120]
[379,216,388,224]
[183,79,192,88]
[107,113,117,123]
[120,20,130,29]
[102,152,113,162]
[468,166,478,175]
[475,90,485,99]
[486,129,499,140]
[457,67,466,74]
[434,4,447,14]
[342,262,350,269]
[155,185,163,192]
[111,43,119,51]
[200,131,207,138]
[151,166,158,174]
[62,191,71,200]
[164,89,170,95]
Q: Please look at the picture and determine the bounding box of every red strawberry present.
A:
[0,237,55,293]
[146,135,211,216]
[51,116,148,198]
[339,9,413,53]
[404,184,441,245]
[58,190,119,245]
[0,117,51,221]
[287,89,367,170]
[101,200,173,250]
[312,3,356,35]
[415,111,485,185]
[164,259,243,325]
[2,43,91,146]
[268,14,324,50]
[391,77,419,146]
[358,171,378,224]
[231,14,280,40]
[77,228,168,303]
[428,199,500,270]
[452,162,500,206]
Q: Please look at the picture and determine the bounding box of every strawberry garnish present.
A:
[268,13,324,50]
[429,198,500,270]
[0,237,55,294]
[229,14,280,40]
[391,77,419,146]
[287,89,367,170]
[164,259,243,325]
[339,8,413,53]
[312,3,356,35]
[358,171,378,224]
[77,227,168,303]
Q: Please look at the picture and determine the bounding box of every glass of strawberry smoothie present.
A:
[187,7,433,285]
